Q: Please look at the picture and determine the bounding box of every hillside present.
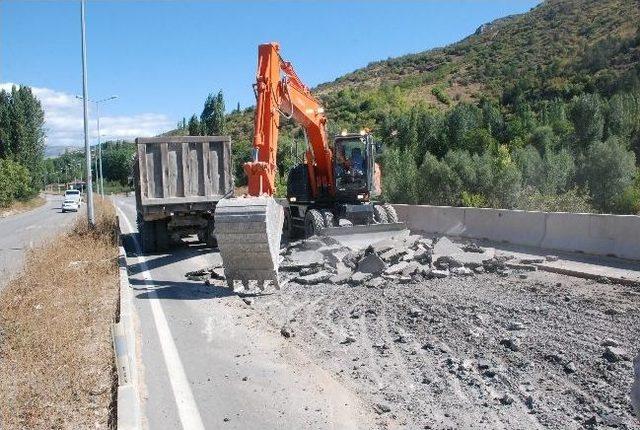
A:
[186,0,640,214]
[316,0,640,110]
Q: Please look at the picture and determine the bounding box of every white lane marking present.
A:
[117,206,205,430]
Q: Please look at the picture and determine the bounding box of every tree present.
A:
[569,93,605,149]
[200,90,225,135]
[381,148,418,204]
[188,114,200,135]
[514,145,543,189]
[582,136,636,212]
[417,152,461,206]
[0,90,10,159]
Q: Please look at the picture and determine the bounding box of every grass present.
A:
[0,197,119,429]
[0,195,46,217]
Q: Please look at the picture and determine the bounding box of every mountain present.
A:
[316,0,640,110]
[184,0,640,214]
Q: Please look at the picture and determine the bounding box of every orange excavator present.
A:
[215,42,404,289]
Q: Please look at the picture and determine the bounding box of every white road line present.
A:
[116,206,205,430]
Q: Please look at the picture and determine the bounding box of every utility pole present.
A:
[77,95,118,197]
[80,0,94,226]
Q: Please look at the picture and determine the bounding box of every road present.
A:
[0,194,82,290]
[113,196,375,430]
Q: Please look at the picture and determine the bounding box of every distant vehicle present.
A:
[64,189,82,205]
[61,198,79,212]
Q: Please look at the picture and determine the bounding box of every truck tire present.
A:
[321,210,335,228]
[304,209,324,238]
[205,220,217,248]
[154,220,171,251]
[383,204,399,223]
[373,205,389,224]
[140,220,156,253]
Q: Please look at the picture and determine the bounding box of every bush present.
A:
[612,183,640,214]
[516,186,593,213]
[417,152,461,206]
[381,148,419,204]
[431,86,451,105]
[461,191,486,207]
[582,136,636,212]
[0,159,34,207]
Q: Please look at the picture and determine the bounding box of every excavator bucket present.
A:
[214,196,284,290]
[319,222,409,250]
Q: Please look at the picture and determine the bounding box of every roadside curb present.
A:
[112,217,142,429]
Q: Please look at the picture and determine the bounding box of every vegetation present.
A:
[43,140,136,192]
[0,197,118,428]
[0,85,45,206]
[181,0,640,214]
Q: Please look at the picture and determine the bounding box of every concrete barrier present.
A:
[113,217,142,430]
[394,204,640,260]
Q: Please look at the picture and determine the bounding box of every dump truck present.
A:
[134,136,233,252]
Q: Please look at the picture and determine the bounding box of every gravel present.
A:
[251,269,640,429]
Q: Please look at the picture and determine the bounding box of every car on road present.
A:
[64,189,82,205]
[61,198,79,212]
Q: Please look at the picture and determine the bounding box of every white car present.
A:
[64,189,82,205]
[62,198,79,212]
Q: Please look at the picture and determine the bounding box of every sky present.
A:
[0,0,540,147]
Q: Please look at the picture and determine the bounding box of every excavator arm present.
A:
[245,42,334,198]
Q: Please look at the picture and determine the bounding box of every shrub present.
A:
[417,152,461,206]
[381,148,419,204]
[0,159,34,207]
[516,186,593,213]
[461,191,486,207]
[431,86,451,105]
[582,136,636,212]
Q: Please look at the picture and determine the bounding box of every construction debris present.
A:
[274,233,522,288]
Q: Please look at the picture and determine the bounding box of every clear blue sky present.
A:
[0,0,540,145]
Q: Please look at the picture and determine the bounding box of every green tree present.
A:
[381,148,418,204]
[569,93,605,149]
[188,114,200,135]
[417,152,461,206]
[514,145,543,189]
[201,91,226,135]
[582,136,636,212]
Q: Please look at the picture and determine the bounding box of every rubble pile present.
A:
[278,233,512,287]
[187,233,563,289]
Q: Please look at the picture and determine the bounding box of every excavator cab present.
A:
[333,133,375,203]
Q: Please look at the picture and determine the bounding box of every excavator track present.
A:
[214,196,284,290]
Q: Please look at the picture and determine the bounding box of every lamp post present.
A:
[76,95,118,197]
[79,0,94,226]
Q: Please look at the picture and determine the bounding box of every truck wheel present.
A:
[373,205,389,224]
[304,209,324,238]
[205,221,217,248]
[155,220,171,251]
[383,204,399,223]
[140,221,156,253]
[321,210,335,228]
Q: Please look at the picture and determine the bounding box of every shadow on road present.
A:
[120,232,215,275]
[130,278,234,300]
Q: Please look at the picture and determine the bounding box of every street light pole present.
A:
[80,0,95,226]
[76,95,118,198]
[96,103,103,196]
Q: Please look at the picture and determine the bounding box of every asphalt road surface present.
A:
[113,195,375,430]
[0,194,82,290]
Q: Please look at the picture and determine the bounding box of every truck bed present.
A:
[135,136,233,219]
